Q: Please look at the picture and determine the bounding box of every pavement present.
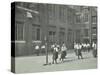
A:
[15,51,97,73]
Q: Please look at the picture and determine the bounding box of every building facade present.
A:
[13,2,97,56]
[73,6,97,44]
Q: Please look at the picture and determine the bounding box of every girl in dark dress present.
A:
[52,45,59,64]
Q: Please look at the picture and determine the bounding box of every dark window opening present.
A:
[15,22,24,40]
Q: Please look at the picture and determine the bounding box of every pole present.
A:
[45,36,48,65]
[42,4,50,66]
[45,42,48,64]
[45,4,49,65]
[89,7,92,49]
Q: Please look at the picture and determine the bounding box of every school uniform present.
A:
[74,44,78,56]
[52,47,58,64]
[77,44,83,59]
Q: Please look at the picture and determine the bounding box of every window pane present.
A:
[49,31,52,35]
[32,25,41,41]
[92,16,97,23]
[84,13,88,22]
[36,28,40,40]
[32,27,35,40]
[15,22,24,40]
[76,15,81,23]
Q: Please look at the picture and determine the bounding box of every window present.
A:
[49,31,52,35]
[84,13,89,22]
[84,8,89,13]
[92,29,97,34]
[76,15,81,23]
[49,31,56,42]
[15,22,24,40]
[36,28,40,40]
[48,26,56,43]
[68,8,74,24]
[48,4,55,24]
[92,16,97,24]
[59,6,65,22]
[59,28,65,43]
[83,8,89,22]
[67,29,72,42]
[32,24,41,41]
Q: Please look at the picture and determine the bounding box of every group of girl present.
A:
[51,43,67,64]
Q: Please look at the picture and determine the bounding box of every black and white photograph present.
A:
[11,2,97,73]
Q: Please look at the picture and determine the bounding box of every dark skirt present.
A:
[61,51,66,59]
[52,51,58,60]
[77,49,82,55]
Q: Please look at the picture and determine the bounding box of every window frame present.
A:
[15,21,25,42]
